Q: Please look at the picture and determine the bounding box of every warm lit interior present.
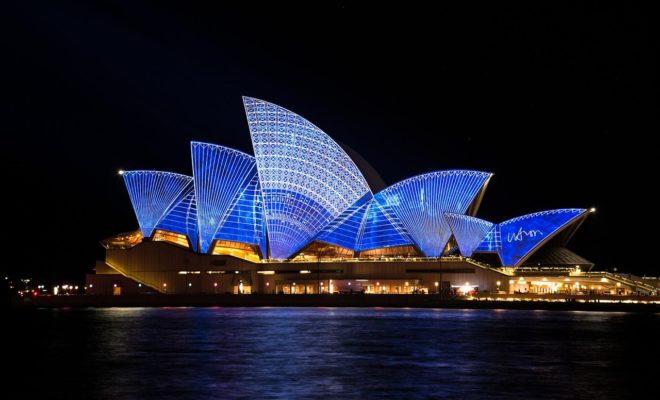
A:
[358,245,420,259]
[152,229,190,249]
[212,240,261,262]
[291,241,354,262]
[274,279,427,294]
[100,230,143,249]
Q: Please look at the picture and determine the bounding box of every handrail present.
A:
[584,271,657,293]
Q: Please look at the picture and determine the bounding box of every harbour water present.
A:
[8,308,658,399]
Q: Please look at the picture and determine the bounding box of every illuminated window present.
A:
[211,240,262,263]
[152,229,190,249]
[359,245,420,258]
[290,241,354,262]
[100,230,142,249]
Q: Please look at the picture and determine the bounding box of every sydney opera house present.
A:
[88,97,654,296]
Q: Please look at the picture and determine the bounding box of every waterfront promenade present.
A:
[12,293,659,312]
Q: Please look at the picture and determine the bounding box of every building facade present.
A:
[91,97,650,296]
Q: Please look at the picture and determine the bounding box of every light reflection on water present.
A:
[9,308,659,399]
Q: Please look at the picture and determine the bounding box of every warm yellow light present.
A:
[405,282,409,286]
[496,281,501,286]
[509,280,514,284]
[616,282,621,287]
[434,282,439,286]
[300,270,311,274]
[601,278,608,282]
[542,277,547,281]
[258,271,275,275]
[118,169,125,175]
[163,283,167,287]
[590,207,596,213]
[459,284,473,294]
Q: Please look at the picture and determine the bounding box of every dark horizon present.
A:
[2,2,656,281]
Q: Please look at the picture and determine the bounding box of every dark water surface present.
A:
[8,308,659,399]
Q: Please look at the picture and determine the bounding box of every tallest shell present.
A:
[243,97,371,259]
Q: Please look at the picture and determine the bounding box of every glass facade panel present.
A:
[152,229,190,249]
[211,240,261,262]
[100,230,142,250]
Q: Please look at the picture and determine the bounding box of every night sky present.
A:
[2,2,656,281]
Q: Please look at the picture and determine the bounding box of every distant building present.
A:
[90,97,653,296]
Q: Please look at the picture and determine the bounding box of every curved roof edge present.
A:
[467,173,493,216]
[241,96,372,194]
[190,141,255,160]
[377,169,493,195]
[500,208,588,225]
[121,170,192,180]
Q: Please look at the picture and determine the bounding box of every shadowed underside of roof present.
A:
[522,247,594,269]
[337,141,387,193]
